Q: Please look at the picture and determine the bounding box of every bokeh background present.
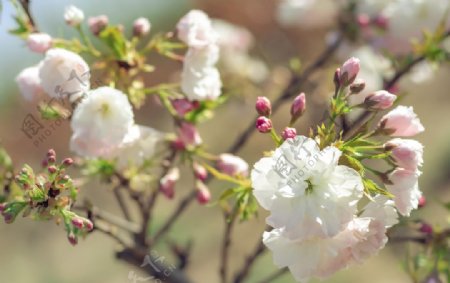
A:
[1,0,450,282]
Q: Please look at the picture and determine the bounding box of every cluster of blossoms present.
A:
[177,10,222,101]
[251,58,425,282]
[0,149,92,245]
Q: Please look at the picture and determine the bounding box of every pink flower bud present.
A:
[196,182,211,205]
[374,14,388,29]
[68,233,78,246]
[339,57,360,86]
[418,196,426,208]
[378,106,424,137]
[178,122,202,147]
[364,90,397,110]
[290,93,306,123]
[48,166,58,174]
[3,213,14,224]
[171,98,198,116]
[84,219,94,231]
[88,15,109,35]
[171,138,186,151]
[256,116,272,133]
[0,203,6,213]
[217,154,249,177]
[71,217,84,229]
[357,14,370,28]
[255,96,272,117]
[27,33,52,53]
[47,149,56,158]
[193,163,208,181]
[387,84,399,94]
[133,17,151,37]
[384,138,423,170]
[281,127,297,140]
[62,158,74,166]
[419,222,433,234]
[160,168,179,199]
[47,155,56,164]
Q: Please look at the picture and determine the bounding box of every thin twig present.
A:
[113,185,132,222]
[255,268,289,283]
[344,30,450,140]
[151,190,197,244]
[94,221,130,248]
[18,0,37,31]
[73,204,140,233]
[220,213,237,283]
[233,240,266,283]
[145,150,178,243]
[228,34,344,154]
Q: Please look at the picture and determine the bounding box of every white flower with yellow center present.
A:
[70,87,134,157]
[251,136,364,240]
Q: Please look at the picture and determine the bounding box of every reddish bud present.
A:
[71,217,84,229]
[196,182,211,205]
[357,14,370,28]
[171,138,186,151]
[171,98,198,116]
[47,149,56,158]
[3,213,14,224]
[418,196,426,208]
[160,168,179,199]
[178,122,202,147]
[0,203,6,213]
[84,220,94,231]
[290,93,306,123]
[62,158,74,167]
[48,166,58,174]
[255,96,272,117]
[374,14,388,29]
[282,127,297,140]
[256,116,272,133]
[47,156,56,164]
[68,233,78,246]
[193,163,208,181]
[419,222,433,235]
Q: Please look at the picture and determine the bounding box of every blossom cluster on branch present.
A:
[1,1,450,283]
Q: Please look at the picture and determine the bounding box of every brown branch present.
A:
[116,247,193,283]
[344,29,450,140]
[145,150,178,243]
[18,0,37,31]
[220,213,237,283]
[113,185,132,222]
[73,204,140,234]
[151,190,197,244]
[233,240,266,283]
[228,34,343,154]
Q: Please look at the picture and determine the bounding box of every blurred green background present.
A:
[1,0,450,282]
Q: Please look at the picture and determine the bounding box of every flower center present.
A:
[305,179,314,194]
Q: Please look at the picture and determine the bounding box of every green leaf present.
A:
[99,26,128,59]
[339,154,364,174]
